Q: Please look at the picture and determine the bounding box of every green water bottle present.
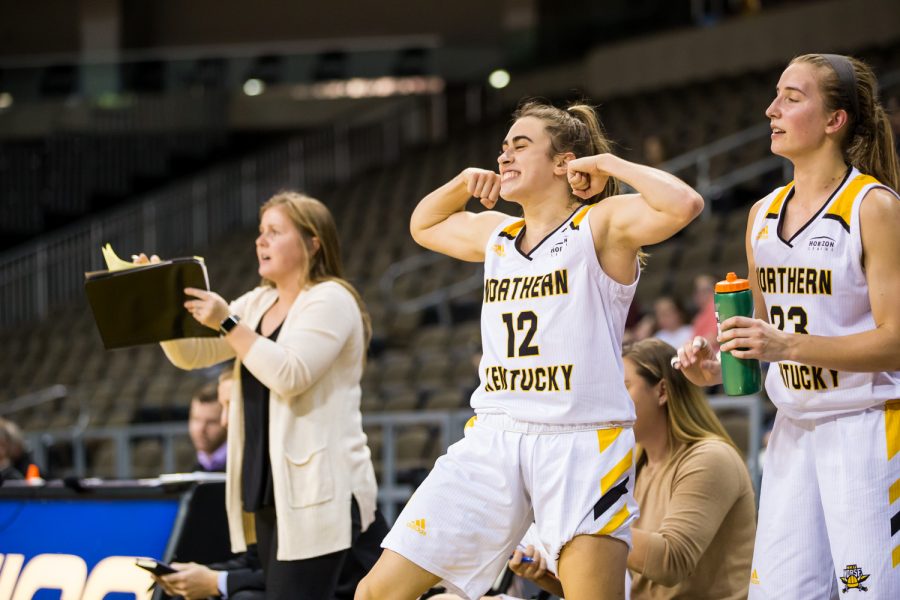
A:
[715,272,762,396]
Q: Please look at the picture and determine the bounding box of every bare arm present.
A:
[745,200,769,321]
[409,169,509,262]
[570,154,703,283]
[721,188,900,371]
[507,547,564,597]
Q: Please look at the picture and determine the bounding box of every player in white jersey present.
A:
[675,54,900,599]
[356,101,703,600]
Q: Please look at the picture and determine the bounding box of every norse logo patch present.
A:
[840,564,870,593]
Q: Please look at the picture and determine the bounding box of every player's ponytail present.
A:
[793,54,900,190]
[513,100,620,203]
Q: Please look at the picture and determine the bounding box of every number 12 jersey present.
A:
[470,204,638,425]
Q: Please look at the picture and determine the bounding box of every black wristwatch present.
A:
[219,314,241,336]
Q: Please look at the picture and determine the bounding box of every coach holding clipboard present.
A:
[141,192,379,600]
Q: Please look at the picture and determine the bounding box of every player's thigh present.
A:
[355,549,441,600]
[557,534,628,600]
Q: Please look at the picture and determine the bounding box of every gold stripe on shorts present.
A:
[596,427,622,454]
[595,504,631,536]
[601,449,633,494]
[886,400,900,460]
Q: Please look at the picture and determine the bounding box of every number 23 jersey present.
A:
[470,204,638,425]
[750,167,900,419]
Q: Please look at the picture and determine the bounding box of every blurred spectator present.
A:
[642,135,666,168]
[624,339,755,599]
[690,274,719,353]
[189,382,228,473]
[623,300,652,345]
[651,296,693,350]
[159,508,390,600]
[217,366,234,428]
[887,95,900,156]
[157,551,264,600]
[0,418,25,482]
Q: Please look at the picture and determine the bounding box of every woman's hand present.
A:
[718,315,792,362]
[508,545,548,583]
[461,168,501,209]
[567,154,611,200]
[672,336,722,387]
[155,563,219,600]
[184,288,230,330]
[132,252,161,265]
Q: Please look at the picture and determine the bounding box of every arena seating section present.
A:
[2,41,898,480]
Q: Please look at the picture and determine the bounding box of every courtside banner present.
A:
[0,486,184,600]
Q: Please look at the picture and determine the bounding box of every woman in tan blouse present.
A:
[509,338,756,599]
[624,338,756,599]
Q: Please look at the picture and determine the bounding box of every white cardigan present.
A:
[161,281,378,560]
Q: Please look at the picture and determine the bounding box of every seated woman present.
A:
[510,338,756,599]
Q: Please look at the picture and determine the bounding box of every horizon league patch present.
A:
[807,235,836,251]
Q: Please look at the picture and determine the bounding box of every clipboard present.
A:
[85,257,219,349]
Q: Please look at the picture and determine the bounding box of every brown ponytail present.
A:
[513,99,620,203]
[792,54,900,190]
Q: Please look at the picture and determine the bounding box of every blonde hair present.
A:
[259,191,372,347]
[512,99,620,203]
[791,54,900,190]
[623,338,738,467]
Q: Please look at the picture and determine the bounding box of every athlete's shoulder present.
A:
[858,185,900,230]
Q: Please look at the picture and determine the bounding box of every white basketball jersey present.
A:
[751,167,900,419]
[470,205,638,425]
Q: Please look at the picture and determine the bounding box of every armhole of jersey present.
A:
[483,215,522,258]
[851,183,900,264]
[581,204,640,297]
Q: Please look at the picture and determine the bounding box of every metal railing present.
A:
[658,123,790,205]
[0,94,444,329]
[23,395,762,524]
[379,252,483,323]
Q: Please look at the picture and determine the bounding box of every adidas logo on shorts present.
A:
[407,518,427,535]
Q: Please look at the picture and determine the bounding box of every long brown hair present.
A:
[513,99,620,203]
[259,191,372,347]
[623,338,738,468]
[791,54,900,190]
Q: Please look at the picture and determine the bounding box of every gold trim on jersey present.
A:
[765,182,795,218]
[498,219,526,240]
[822,173,880,233]
[569,205,591,230]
